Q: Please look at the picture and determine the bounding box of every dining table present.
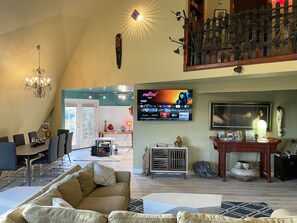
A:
[16,141,48,186]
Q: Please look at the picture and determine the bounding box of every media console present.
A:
[150,146,188,179]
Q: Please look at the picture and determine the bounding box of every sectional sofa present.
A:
[0,162,295,223]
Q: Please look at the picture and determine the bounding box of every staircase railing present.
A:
[184,0,297,71]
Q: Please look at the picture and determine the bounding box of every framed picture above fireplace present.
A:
[210,102,272,130]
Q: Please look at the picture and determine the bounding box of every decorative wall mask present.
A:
[115,33,122,69]
[276,106,284,137]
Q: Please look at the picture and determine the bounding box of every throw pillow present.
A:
[74,167,96,197]
[49,174,83,207]
[93,162,116,186]
[52,198,73,208]
[23,204,107,223]
[31,188,63,206]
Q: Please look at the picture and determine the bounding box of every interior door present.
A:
[64,99,99,149]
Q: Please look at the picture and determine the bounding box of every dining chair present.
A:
[65,132,73,163]
[32,136,59,177]
[12,133,32,167]
[0,136,9,142]
[13,134,25,147]
[0,142,26,184]
[57,129,69,136]
[28,131,38,143]
[57,134,66,164]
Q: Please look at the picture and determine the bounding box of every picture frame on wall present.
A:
[214,9,227,18]
[214,9,227,25]
[209,102,272,130]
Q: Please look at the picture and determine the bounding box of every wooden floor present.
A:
[73,147,297,214]
[1,147,296,214]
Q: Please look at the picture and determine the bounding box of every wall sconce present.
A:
[131,9,142,21]
[257,120,268,142]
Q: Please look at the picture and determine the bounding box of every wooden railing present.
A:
[184,0,297,71]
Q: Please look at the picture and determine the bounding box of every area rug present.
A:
[72,147,130,162]
[127,199,273,218]
[73,156,120,162]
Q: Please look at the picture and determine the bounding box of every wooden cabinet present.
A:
[274,154,297,181]
[150,147,188,179]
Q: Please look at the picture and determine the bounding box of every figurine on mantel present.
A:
[174,136,183,147]
[104,120,107,131]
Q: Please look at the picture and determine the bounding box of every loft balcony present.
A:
[183,1,297,72]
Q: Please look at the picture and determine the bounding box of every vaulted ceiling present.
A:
[0,0,105,137]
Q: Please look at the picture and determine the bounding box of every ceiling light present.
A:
[131,9,142,21]
[25,45,51,98]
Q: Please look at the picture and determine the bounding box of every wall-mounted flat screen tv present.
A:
[137,89,193,121]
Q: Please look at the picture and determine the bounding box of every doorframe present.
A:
[64,98,100,149]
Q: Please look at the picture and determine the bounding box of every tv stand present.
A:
[150,146,188,179]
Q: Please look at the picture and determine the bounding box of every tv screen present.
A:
[137,89,193,121]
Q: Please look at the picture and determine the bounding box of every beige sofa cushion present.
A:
[88,182,129,197]
[41,164,82,193]
[31,188,63,206]
[23,204,107,223]
[108,210,177,223]
[6,188,62,223]
[93,162,116,186]
[76,196,126,214]
[74,166,96,197]
[245,217,297,223]
[177,211,244,223]
[49,174,83,207]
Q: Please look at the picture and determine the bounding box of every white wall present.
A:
[99,106,133,146]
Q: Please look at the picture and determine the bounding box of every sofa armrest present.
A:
[115,171,131,184]
[271,209,293,217]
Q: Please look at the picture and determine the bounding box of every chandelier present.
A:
[25,45,51,98]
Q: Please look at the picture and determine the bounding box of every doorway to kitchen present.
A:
[64,99,99,149]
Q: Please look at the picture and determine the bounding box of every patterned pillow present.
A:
[93,162,116,186]
[52,198,73,208]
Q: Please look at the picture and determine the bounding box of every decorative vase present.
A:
[120,126,125,132]
[107,124,113,131]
